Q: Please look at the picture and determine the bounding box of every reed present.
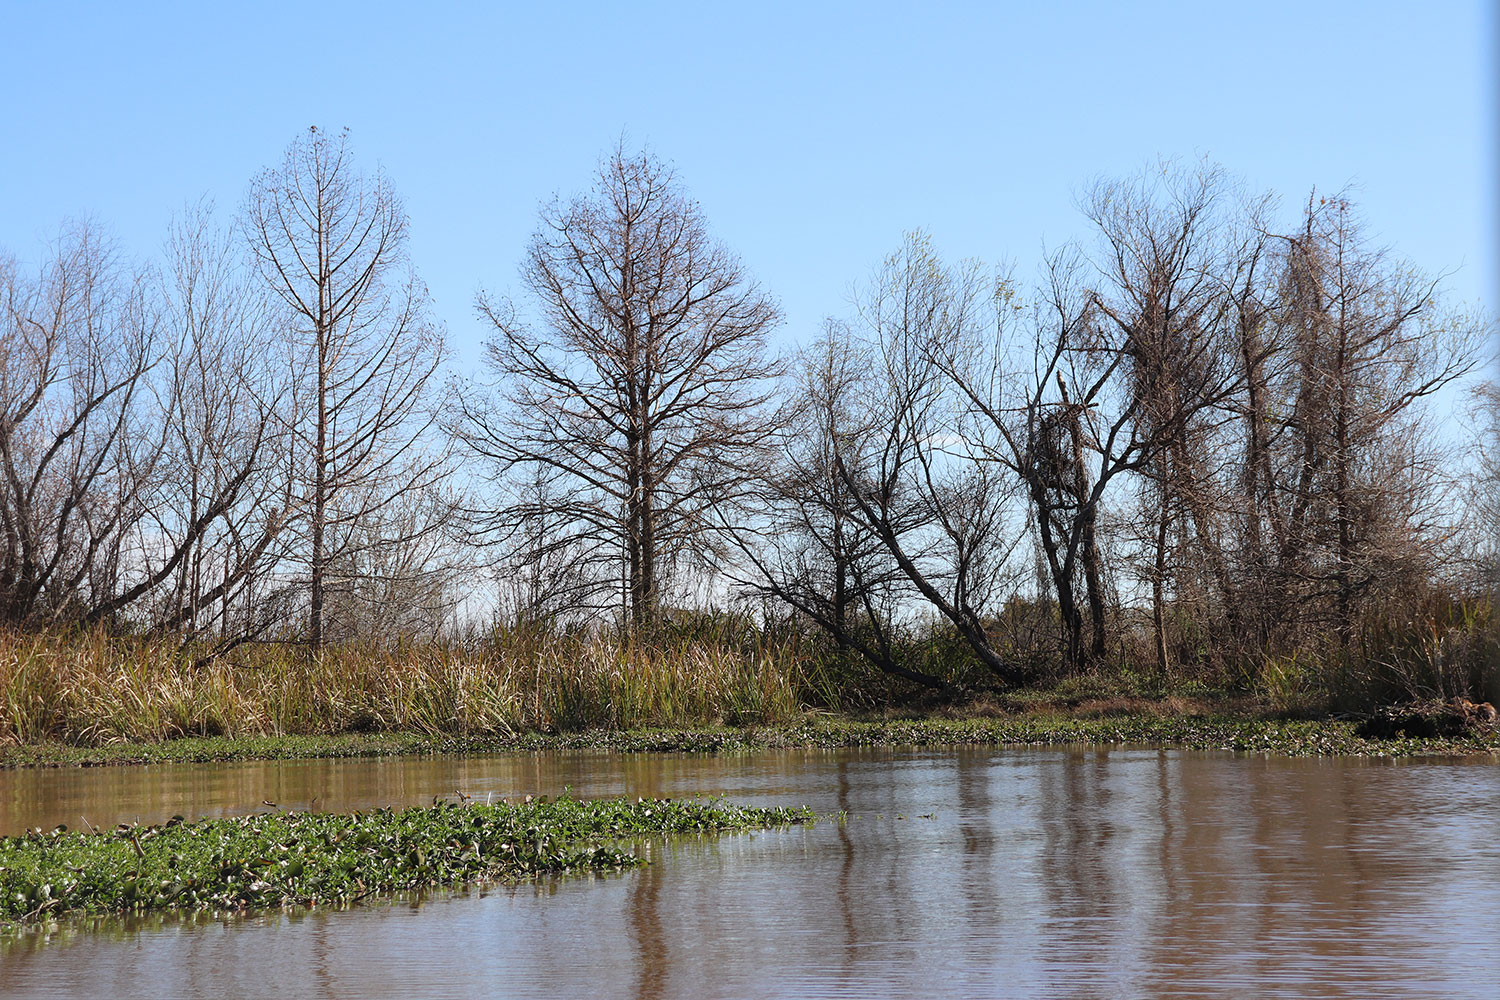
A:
[0,626,809,746]
[5,593,1493,747]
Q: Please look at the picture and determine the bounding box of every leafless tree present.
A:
[318,483,460,642]
[1243,195,1482,643]
[750,172,1484,686]
[732,319,946,687]
[922,244,1126,676]
[0,215,295,642]
[0,225,154,625]
[244,127,450,650]
[1076,166,1260,672]
[120,206,296,646]
[1468,377,1500,595]
[866,167,1255,676]
[816,234,1031,685]
[487,465,602,629]
[1087,183,1489,666]
[461,145,782,629]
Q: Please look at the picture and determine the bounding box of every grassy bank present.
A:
[3,622,1495,762]
[0,796,812,927]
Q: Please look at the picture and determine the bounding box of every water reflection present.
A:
[629,839,667,1000]
[2,748,1497,998]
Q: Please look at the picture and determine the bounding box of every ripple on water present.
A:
[2,747,1497,999]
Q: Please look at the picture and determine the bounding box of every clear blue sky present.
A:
[2,1,1494,372]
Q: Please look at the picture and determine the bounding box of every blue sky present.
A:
[2,1,1494,371]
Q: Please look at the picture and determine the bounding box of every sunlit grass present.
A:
[1,595,1493,748]
[0,626,807,745]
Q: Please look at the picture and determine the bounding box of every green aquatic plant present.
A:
[0,797,812,926]
[4,709,1497,772]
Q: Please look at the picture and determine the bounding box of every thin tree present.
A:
[825,234,1031,686]
[920,169,1248,675]
[1252,194,1480,643]
[1078,166,1255,672]
[115,206,294,643]
[0,225,155,625]
[1469,378,1500,595]
[462,146,782,629]
[245,127,448,650]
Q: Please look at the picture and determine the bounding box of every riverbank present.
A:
[0,796,812,927]
[4,706,1497,769]
[6,626,1496,757]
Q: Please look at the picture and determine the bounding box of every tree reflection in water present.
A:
[2,749,1497,999]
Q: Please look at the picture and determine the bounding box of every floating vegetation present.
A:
[0,797,812,927]
[3,711,1497,772]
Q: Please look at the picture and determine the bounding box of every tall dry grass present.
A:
[9,594,1490,746]
[0,626,807,745]
[1216,596,1500,714]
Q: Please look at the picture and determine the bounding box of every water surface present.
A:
[2,748,1496,998]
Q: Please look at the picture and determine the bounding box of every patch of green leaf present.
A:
[0,797,812,927]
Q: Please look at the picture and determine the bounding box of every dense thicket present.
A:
[2,135,1494,710]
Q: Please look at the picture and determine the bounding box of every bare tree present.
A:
[0,215,294,641]
[1469,377,1500,595]
[319,483,460,642]
[733,319,945,687]
[113,206,295,644]
[865,167,1254,676]
[922,244,1124,676]
[1076,166,1259,672]
[245,127,450,650]
[820,234,1031,685]
[1090,184,1487,665]
[488,465,602,629]
[1244,195,1481,643]
[0,226,154,625]
[461,146,782,629]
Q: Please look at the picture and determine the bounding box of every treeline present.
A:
[2,129,1496,707]
[1,129,450,657]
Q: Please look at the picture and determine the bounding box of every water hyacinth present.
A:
[5,711,1498,771]
[0,797,813,926]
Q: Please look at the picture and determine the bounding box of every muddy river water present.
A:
[1,747,1497,998]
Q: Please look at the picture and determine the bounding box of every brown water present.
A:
[2,748,1497,998]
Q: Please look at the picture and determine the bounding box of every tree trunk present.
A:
[1153,483,1170,674]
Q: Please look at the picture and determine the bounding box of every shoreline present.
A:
[4,711,1498,769]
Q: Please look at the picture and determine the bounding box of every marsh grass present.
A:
[3,596,1495,747]
[0,626,807,745]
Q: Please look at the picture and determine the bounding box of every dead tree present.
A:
[823,234,1030,686]
[0,226,154,625]
[1251,195,1480,644]
[244,127,449,650]
[1079,166,1256,672]
[732,320,947,688]
[461,146,782,629]
[109,206,295,642]
[1468,379,1500,596]
[0,215,294,640]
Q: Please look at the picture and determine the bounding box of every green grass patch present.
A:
[0,796,812,928]
[3,712,1496,770]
